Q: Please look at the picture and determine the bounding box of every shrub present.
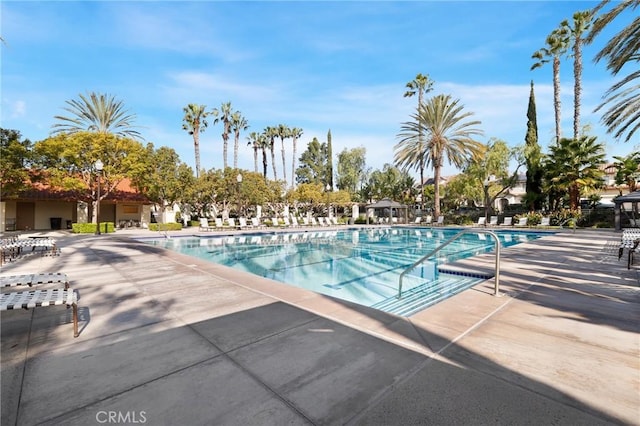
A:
[71,222,115,233]
[149,223,182,231]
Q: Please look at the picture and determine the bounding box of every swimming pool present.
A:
[140,227,543,316]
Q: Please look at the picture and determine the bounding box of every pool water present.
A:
[140,227,542,316]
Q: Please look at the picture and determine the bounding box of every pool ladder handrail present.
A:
[398,229,501,299]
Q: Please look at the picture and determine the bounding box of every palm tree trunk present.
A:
[262,148,268,179]
[194,133,201,178]
[254,147,259,173]
[553,56,562,143]
[573,39,582,141]
[234,132,239,169]
[433,160,442,219]
[292,139,297,188]
[270,145,277,180]
[280,138,287,186]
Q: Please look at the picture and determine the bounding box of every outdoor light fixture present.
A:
[94,160,104,235]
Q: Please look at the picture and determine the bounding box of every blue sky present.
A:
[1,1,637,180]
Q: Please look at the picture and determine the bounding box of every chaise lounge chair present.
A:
[199,218,213,231]
[488,216,499,226]
[514,217,528,227]
[1,272,69,289]
[1,288,79,337]
[500,217,513,226]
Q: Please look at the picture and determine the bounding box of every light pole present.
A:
[95,159,103,235]
[236,173,243,217]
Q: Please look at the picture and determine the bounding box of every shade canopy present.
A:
[614,191,640,230]
[365,198,408,224]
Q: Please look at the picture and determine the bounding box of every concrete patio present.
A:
[1,226,638,425]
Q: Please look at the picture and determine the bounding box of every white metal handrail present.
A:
[398,229,501,299]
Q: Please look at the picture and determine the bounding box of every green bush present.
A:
[71,222,115,233]
[149,223,183,231]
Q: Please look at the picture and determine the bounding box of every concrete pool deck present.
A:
[1,226,638,425]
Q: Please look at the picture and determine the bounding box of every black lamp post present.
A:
[95,159,103,235]
[236,173,243,217]
[484,175,494,226]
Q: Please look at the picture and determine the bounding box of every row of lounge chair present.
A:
[0,247,80,337]
[199,216,344,231]
[1,236,59,265]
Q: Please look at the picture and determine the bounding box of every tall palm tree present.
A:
[531,27,569,143]
[181,103,209,178]
[212,102,233,169]
[397,94,485,219]
[587,0,640,143]
[246,131,263,173]
[545,136,605,210]
[402,73,434,210]
[561,10,594,141]
[230,112,249,169]
[290,127,303,189]
[277,124,291,186]
[264,126,279,181]
[52,92,142,140]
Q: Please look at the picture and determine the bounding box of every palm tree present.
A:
[264,126,279,181]
[181,104,209,178]
[246,131,263,173]
[545,136,605,210]
[230,112,249,169]
[531,27,569,143]
[290,127,304,189]
[612,151,640,193]
[402,73,434,210]
[397,94,485,219]
[277,124,291,186]
[561,10,594,141]
[52,92,142,140]
[212,102,233,169]
[587,0,640,143]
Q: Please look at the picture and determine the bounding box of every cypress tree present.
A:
[525,81,544,210]
[327,129,333,189]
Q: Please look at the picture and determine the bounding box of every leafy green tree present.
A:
[402,72,434,209]
[336,147,367,198]
[212,102,234,170]
[296,137,327,185]
[130,145,194,221]
[51,92,142,140]
[397,94,485,219]
[33,131,146,224]
[561,10,594,141]
[531,27,569,143]
[230,111,249,170]
[182,103,209,178]
[365,164,412,202]
[587,0,640,143]
[544,136,606,210]
[612,151,640,193]
[464,139,525,217]
[524,81,544,210]
[0,128,33,198]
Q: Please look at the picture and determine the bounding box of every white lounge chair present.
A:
[1,288,79,337]
[434,216,445,226]
[514,217,528,227]
[238,217,252,229]
[537,217,551,228]
[250,217,263,229]
[489,216,499,226]
[476,217,486,227]
[227,218,237,229]
[1,272,69,289]
[500,217,513,226]
[214,218,228,230]
[199,218,213,231]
